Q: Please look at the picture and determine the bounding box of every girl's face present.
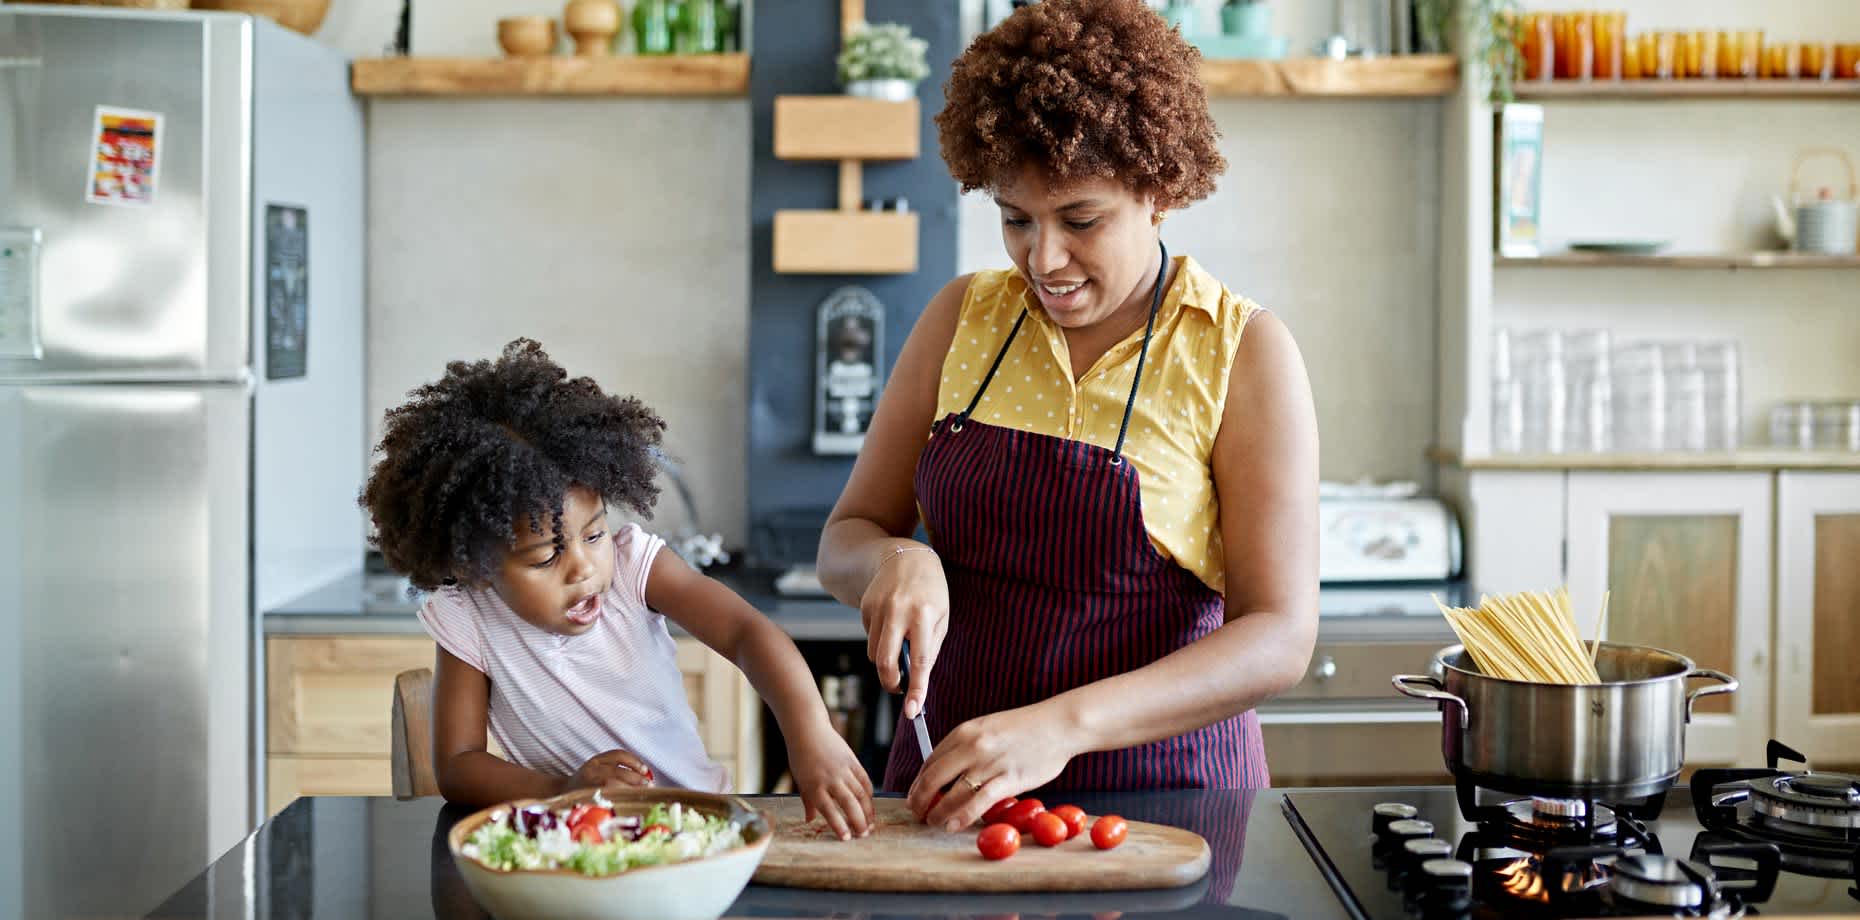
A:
[994,165,1161,332]
[490,486,614,636]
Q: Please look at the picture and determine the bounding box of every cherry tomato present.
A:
[641,822,673,837]
[566,804,612,842]
[981,797,1019,824]
[977,823,1021,861]
[1004,798,1046,834]
[1049,804,1087,840]
[1030,811,1069,847]
[574,821,604,844]
[1091,815,1128,850]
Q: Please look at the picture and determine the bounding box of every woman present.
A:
[816,0,1319,832]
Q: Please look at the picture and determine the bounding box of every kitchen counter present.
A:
[264,569,1460,645]
[263,567,868,640]
[145,790,1348,919]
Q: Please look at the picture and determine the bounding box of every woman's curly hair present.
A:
[359,338,664,592]
[935,0,1226,209]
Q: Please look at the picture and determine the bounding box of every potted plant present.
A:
[1414,0,1524,102]
[837,21,930,102]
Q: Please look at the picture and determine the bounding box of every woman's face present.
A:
[995,165,1161,331]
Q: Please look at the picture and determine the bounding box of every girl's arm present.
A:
[431,647,649,807]
[646,550,876,839]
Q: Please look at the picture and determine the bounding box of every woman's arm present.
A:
[646,549,876,838]
[817,274,970,717]
[911,311,1320,828]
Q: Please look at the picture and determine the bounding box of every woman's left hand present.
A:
[906,703,1082,831]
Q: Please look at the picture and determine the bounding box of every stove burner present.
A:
[1692,739,1860,879]
[1504,798,1620,843]
[1752,773,1860,829]
[1609,853,1714,910]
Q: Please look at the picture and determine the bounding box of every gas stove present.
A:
[1285,742,1860,919]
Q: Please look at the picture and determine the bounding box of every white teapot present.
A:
[1772,148,1859,255]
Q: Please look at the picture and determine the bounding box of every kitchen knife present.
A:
[901,638,932,760]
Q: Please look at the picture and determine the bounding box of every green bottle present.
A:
[632,0,672,54]
[678,0,720,54]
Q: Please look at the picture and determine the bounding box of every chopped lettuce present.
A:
[464,799,745,877]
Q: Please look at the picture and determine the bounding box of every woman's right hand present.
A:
[863,546,951,720]
[564,749,654,792]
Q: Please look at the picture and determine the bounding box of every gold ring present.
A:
[962,774,982,792]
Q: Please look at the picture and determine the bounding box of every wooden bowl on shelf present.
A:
[191,0,331,34]
[497,15,559,57]
[562,0,620,56]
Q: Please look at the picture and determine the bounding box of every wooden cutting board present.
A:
[751,797,1211,892]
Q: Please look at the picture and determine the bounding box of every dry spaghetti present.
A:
[1434,587,1603,684]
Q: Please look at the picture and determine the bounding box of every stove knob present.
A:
[1375,818,1435,865]
[1418,858,1474,920]
[1398,838,1454,898]
[1372,802,1420,839]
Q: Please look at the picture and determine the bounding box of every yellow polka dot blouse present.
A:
[932,255,1261,594]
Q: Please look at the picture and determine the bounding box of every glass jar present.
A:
[1770,401,1815,450]
[632,0,673,54]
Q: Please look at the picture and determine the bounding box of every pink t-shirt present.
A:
[416,523,730,792]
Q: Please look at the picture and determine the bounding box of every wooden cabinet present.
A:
[1774,473,1860,765]
[265,634,763,816]
[1564,472,1773,767]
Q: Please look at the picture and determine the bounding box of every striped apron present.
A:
[883,242,1269,795]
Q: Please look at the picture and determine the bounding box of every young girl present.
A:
[361,338,875,839]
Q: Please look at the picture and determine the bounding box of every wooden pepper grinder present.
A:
[563,0,621,56]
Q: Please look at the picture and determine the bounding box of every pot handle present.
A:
[1684,668,1739,721]
[1392,674,1467,730]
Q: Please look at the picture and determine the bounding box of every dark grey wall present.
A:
[745,1,961,566]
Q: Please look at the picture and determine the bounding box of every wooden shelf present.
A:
[350,54,749,97]
[1199,55,1458,97]
[1433,447,1860,472]
[772,210,917,274]
[1513,79,1860,101]
[773,96,919,161]
[1496,251,1860,270]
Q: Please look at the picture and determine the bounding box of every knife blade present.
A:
[901,638,932,760]
[912,707,933,761]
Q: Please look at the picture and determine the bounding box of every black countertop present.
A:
[145,790,1355,920]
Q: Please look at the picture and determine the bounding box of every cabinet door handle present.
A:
[1312,655,1337,681]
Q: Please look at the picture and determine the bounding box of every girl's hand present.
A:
[788,727,876,840]
[906,704,1081,831]
[565,749,654,792]
[862,547,949,720]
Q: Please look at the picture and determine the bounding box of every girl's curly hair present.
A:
[935,0,1226,209]
[359,338,664,592]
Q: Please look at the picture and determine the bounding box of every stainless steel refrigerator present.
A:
[0,8,365,919]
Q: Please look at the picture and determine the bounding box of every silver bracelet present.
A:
[869,544,935,584]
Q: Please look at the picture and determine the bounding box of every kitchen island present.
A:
[144,789,1343,919]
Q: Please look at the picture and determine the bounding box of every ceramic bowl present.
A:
[497,16,559,57]
[448,786,771,920]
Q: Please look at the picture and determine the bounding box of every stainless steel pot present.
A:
[1392,642,1737,800]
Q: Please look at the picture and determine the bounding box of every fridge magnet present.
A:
[1493,104,1544,257]
[86,106,163,207]
[265,204,309,380]
[813,285,885,455]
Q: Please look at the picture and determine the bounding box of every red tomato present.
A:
[977,823,1020,861]
[1004,798,1046,834]
[1091,815,1128,850]
[641,823,673,837]
[566,804,612,842]
[1030,811,1069,847]
[1049,805,1087,840]
[981,797,1019,824]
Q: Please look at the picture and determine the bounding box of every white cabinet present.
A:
[1774,473,1860,763]
[1564,472,1772,767]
